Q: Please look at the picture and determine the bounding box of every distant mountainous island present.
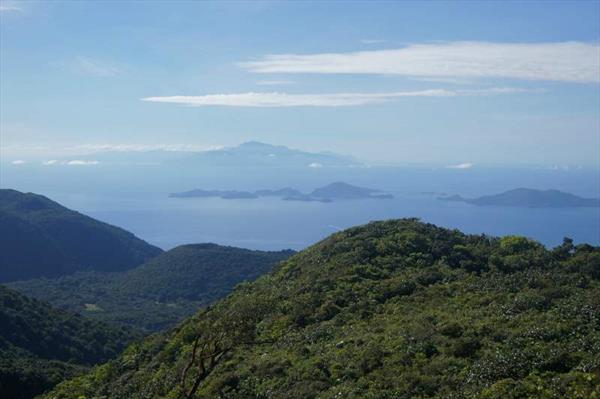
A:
[439,188,600,208]
[178,141,363,169]
[38,141,364,169]
[0,189,163,282]
[170,181,393,202]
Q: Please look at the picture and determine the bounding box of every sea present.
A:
[9,164,596,251]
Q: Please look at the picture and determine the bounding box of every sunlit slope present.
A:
[44,219,600,398]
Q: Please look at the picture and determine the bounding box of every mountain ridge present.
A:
[0,189,163,282]
[9,243,294,331]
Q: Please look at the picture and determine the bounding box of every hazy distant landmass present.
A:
[171,181,393,202]
[55,141,364,169]
[310,181,388,199]
[439,188,600,208]
[177,141,363,169]
[315,182,394,200]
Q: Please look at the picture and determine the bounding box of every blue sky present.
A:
[1,0,599,166]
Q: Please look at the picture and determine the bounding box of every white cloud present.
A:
[11,160,26,164]
[74,57,120,77]
[42,159,100,166]
[141,87,533,108]
[308,162,323,168]
[256,80,295,86]
[66,160,100,165]
[240,41,600,83]
[446,162,474,169]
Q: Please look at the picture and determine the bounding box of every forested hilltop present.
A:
[9,244,294,331]
[43,219,600,399]
[0,189,162,282]
[0,286,139,399]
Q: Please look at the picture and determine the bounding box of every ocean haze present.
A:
[4,157,596,251]
[2,142,597,250]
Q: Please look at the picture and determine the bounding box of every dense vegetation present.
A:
[42,219,600,398]
[9,244,294,331]
[0,189,162,282]
[0,285,139,399]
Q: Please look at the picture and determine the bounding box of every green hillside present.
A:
[9,244,294,331]
[0,285,139,399]
[42,219,600,399]
[0,189,163,282]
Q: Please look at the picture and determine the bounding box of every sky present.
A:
[1,0,599,166]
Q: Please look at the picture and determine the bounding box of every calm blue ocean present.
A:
[53,191,599,251]
[5,165,599,250]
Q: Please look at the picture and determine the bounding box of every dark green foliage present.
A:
[0,285,138,399]
[0,189,162,282]
[9,244,294,331]
[41,219,600,398]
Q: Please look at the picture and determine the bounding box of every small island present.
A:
[438,188,600,208]
[170,182,394,202]
[309,182,392,200]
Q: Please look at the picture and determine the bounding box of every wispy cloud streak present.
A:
[42,159,100,166]
[446,162,474,169]
[240,41,600,83]
[141,87,534,108]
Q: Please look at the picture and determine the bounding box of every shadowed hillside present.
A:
[0,285,139,399]
[0,189,162,282]
[9,244,294,331]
